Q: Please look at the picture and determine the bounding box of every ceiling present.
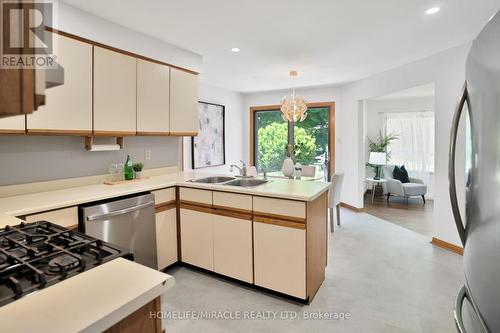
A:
[372,83,435,100]
[61,0,499,93]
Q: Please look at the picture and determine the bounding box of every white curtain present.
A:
[383,111,435,198]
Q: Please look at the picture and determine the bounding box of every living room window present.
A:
[383,111,435,197]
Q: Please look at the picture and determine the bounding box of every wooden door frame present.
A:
[249,102,335,179]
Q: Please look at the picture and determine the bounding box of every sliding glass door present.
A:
[251,104,334,180]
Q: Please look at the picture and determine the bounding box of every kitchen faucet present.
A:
[230,160,248,177]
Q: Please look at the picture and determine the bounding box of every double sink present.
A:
[188,176,268,187]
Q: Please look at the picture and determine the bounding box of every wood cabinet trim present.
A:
[180,202,213,214]
[0,129,25,135]
[27,129,92,136]
[253,211,306,224]
[305,192,328,302]
[136,131,170,136]
[169,131,198,137]
[253,216,306,230]
[212,205,252,216]
[179,199,212,209]
[92,131,137,137]
[155,201,177,212]
[46,27,199,76]
[212,207,252,221]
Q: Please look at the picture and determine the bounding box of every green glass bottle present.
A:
[124,154,134,180]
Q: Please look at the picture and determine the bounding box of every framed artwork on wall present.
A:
[191,101,226,169]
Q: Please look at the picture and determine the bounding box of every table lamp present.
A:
[369,152,387,180]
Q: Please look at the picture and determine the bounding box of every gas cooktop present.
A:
[0,221,132,307]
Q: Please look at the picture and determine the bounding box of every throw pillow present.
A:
[400,165,410,183]
[393,165,410,183]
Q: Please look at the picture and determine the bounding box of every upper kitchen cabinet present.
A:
[27,34,92,135]
[137,59,170,135]
[0,115,25,134]
[169,68,198,136]
[93,46,137,136]
[0,2,45,120]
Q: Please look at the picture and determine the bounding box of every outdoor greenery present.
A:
[255,108,328,171]
[258,122,316,171]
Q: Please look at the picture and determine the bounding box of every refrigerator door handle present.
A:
[449,81,469,246]
[455,285,489,333]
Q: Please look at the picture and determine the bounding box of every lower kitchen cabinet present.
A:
[0,115,25,134]
[24,206,78,229]
[213,214,253,283]
[155,208,177,270]
[253,221,306,299]
[180,208,214,271]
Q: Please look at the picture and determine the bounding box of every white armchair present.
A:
[382,165,427,204]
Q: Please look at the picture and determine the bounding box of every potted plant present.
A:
[366,132,398,174]
[132,162,144,179]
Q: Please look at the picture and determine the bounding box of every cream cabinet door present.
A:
[156,208,178,270]
[25,207,78,229]
[93,47,137,135]
[169,68,198,135]
[0,115,25,133]
[137,59,170,135]
[253,222,306,299]
[180,208,213,270]
[213,215,253,283]
[27,34,92,134]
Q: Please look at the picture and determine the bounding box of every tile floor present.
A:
[162,209,463,333]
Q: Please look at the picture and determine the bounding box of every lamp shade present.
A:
[369,152,387,165]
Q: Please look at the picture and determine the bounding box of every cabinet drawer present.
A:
[179,188,212,206]
[156,208,177,270]
[25,207,78,228]
[253,197,305,220]
[253,221,306,299]
[152,188,176,205]
[213,192,252,212]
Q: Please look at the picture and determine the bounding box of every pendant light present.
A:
[280,70,308,122]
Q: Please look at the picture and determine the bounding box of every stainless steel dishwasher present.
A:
[80,193,157,269]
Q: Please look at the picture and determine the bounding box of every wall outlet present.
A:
[145,150,151,160]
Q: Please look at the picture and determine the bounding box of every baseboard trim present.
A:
[431,237,464,255]
[340,202,364,212]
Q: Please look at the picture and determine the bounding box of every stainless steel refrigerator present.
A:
[450,10,500,333]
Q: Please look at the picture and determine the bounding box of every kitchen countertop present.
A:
[0,171,331,218]
[0,212,23,227]
[0,258,174,333]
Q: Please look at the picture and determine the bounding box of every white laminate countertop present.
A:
[0,258,174,333]
[0,171,331,218]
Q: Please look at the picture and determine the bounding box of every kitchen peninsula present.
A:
[0,170,330,304]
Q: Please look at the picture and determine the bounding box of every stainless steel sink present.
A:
[223,178,269,187]
[188,176,236,184]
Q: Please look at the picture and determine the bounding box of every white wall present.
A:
[183,83,246,174]
[342,43,469,246]
[54,2,202,72]
[245,43,470,246]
